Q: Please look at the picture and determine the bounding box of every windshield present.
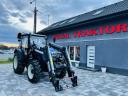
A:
[30,36,46,48]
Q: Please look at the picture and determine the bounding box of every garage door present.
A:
[87,46,95,68]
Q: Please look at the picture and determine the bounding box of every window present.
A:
[69,46,80,61]
[51,23,59,27]
[59,20,67,25]
[69,46,74,60]
[68,17,77,23]
[75,47,80,61]
[30,36,46,48]
[93,10,103,15]
[22,37,28,48]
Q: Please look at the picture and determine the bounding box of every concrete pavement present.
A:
[0,64,128,96]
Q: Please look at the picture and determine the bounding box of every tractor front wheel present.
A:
[27,60,41,83]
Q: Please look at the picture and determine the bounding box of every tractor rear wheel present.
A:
[13,51,25,74]
[27,60,41,83]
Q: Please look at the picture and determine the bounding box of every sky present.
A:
[0,0,123,45]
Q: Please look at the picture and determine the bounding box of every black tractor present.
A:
[13,33,77,92]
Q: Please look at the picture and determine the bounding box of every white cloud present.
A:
[1,0,47,33]
[8,15,47,32]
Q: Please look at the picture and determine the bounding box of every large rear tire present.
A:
[13,51,25,74]
[27,60,41,83]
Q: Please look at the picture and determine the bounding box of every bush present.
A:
[8,58,13,62]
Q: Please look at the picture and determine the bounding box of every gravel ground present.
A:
[0,64,128,96]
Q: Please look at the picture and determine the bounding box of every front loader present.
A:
[13,33,77,92]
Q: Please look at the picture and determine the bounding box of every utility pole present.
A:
[30,0,38,34]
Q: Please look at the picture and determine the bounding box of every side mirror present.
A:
[17,33,22,39]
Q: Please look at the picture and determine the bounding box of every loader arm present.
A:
[47,43,78,91]
[49,43,72,70]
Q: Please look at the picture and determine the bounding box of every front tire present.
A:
[13,52,25,74]
[27,60,41,83]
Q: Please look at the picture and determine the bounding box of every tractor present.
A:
[13,33,77,92]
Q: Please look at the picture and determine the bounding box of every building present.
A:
[38,0,128,75]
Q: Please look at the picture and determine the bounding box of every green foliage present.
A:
[8,58,13,62]
[0,44,9,50]
[0,58,13,64]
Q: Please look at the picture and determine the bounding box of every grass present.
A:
[0,58,13,64]
[0,60,12,64]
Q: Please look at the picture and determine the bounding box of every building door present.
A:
[87,46,95,68]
